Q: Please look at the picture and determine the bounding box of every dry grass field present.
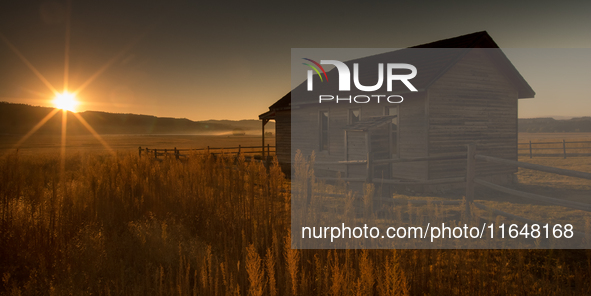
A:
[0,133,590,295]
[0,134,275,156]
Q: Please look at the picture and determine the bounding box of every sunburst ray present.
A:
[3,2,156,159]
[0,33,59,95]
[0,96,51,105]
[60,110,68,183]
[9,108,60,151]
[72,30,150,97]
[21,88,55,99]
[63,0,72,92]
[72,112,115,155]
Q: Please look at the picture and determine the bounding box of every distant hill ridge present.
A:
[518,117,591,133]
[2,102,586,135]
[0,102,274,135]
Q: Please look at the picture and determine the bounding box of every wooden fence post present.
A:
[174,147,179,160]
[365,132,373,183]
[306,155,312,205]
[529,140,532,158]
[267,144,270,155]
[238,144,241,156]
[465,143,476,217]
[265,155,271,170]
[139,146,142,158]
[366,151,374,183]
[563,139,567,159]
[154,149,158,159]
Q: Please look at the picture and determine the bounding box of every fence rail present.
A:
[475,154,591,180]
[306,142,591,236]
[138,144,276,160]
[518,139,591,158]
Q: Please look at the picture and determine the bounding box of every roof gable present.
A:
[261,31,535,118]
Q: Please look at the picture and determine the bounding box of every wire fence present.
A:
[304,143,591,238]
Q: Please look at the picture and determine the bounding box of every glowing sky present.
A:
[0,0,589,120]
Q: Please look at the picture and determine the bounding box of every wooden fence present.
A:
[518,139,591,158]
[138,144,276,160]
[305,143,591,231]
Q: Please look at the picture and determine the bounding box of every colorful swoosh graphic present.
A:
[302,58,329,82]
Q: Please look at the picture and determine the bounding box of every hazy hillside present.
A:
[519,117,591,133]
[201,119,276,133]
[7,101,588,135]
[0,102,275,135]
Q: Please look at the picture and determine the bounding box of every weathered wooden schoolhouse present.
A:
[259,31,535,188]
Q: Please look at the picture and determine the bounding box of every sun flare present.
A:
[53,92,78,112]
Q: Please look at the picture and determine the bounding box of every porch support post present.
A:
[262,118,269,158]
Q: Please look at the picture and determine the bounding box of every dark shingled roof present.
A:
[269,91,291,111]
[411,31,499,49]
[260,31,535,119]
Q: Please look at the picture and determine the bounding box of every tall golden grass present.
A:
[1,151,590,295]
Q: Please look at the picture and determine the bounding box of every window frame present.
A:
[319,110,330,152]
[384,106,399,158]
[348,108,361,125]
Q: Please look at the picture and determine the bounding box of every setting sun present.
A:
[53,92,78,112]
